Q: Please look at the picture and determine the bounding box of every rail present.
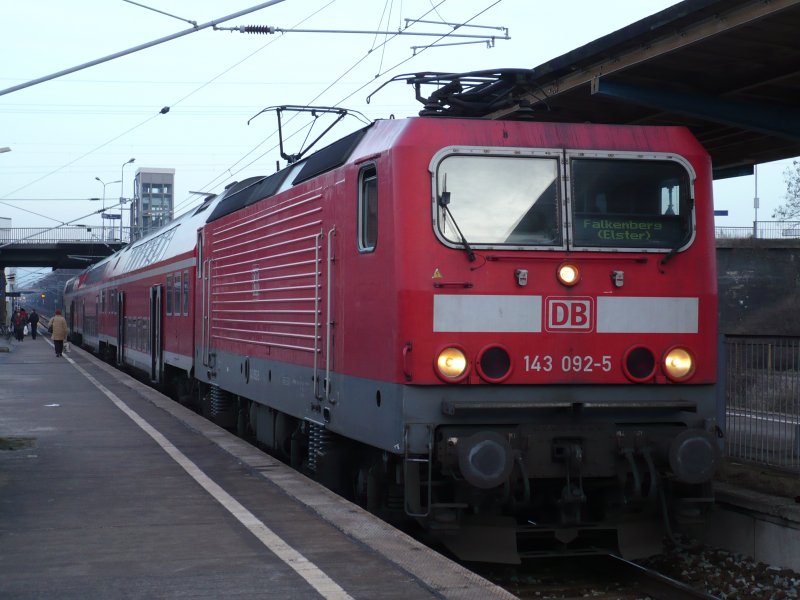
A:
[604,555,718,599]
[725,335,800,473]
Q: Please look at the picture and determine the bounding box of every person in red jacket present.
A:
[13,308,28,341]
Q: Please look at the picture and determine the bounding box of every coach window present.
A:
[197,231,203,278]
[435,154,562,247]
[166,275,173,315]
[570,158,693,249]
[358,164,378,252]
[183,270,189,315]
[174,272,182,317]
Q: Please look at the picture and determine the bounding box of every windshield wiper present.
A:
[660,199,693,266]
[438,191,476,262]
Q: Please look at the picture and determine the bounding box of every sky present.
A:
[0,0,794,236]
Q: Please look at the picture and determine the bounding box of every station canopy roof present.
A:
[399,0,800,180]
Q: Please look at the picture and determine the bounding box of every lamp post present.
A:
[753,164,760,239]
[95,177,120,240]
[120,158,135,241]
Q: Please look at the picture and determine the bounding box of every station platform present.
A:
[0,334,515,600]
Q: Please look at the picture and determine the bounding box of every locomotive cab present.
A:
[385,123,719,561]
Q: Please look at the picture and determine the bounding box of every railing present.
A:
[0,226,131,245]
[716,221,800,240]
[725,336,800,473]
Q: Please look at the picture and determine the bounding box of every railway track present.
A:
[603,554,718,599]
[475,553,719,599]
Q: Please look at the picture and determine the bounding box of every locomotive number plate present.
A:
[523,354,612,373]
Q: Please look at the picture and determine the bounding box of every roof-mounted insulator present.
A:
[238,25,276,34]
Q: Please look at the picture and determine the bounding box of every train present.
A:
[64,82,721,563]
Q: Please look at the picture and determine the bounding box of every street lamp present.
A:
[120,158,135,241]
[95,177,121,213]
[753,164,760,239]
[95,177,120,240]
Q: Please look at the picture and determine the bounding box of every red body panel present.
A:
[65,250,196,373]
[200,118,716,389]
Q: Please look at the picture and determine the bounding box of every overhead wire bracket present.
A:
[366,69,548,119]
[214,22,510,52]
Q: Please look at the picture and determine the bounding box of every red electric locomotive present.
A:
[66,74,720,563]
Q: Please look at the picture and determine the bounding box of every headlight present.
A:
[557,262,580,287]
[663,347,695,381]
[436,346,468,381]
[623,345,656,382]
[477,345,512,383]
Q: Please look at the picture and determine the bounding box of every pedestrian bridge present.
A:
[0,226,127,269]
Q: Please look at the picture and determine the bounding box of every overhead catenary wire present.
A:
[334,1,507,117]
[10,1,510,293]
[221,24,509,42]
[371,0,395,76]
[183,1,454,189]
[173,0,507,216]
[0,0,289,98]
[1,0,334,216]
[6,1,507,225]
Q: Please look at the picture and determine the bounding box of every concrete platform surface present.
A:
[0,336,515,600]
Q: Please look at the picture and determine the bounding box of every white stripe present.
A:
[434,294,541,332]
[62,349,353,600]
[596,296,698,333]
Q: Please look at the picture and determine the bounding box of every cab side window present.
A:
[358,165,378,252]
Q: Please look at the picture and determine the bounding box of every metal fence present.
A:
[0,226,131,245]
[716,221,800,240]
[725,336,800,473]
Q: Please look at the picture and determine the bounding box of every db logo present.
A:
[545,297,594,332]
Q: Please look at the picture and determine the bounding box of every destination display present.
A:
[572,214,684,247]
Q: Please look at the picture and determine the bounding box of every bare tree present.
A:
[772,159,800,220]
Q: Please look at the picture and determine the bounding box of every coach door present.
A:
[116,291,125,366]
[200,257,213,368]
[149,285,162,383]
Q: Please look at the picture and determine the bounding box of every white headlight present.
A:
[436,347,468,380]
[663,347,695,381]
[557,263,580,287]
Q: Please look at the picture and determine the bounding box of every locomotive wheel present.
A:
[355,460,383,513]
[198,384,211,419]
[236,398,251,440]
[172,373,195,408]
[312,433,359,499]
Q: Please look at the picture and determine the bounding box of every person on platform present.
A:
[10,309,19,339]
[28,309,40,340]
[48,309,69,357]
[13,308,28,341]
